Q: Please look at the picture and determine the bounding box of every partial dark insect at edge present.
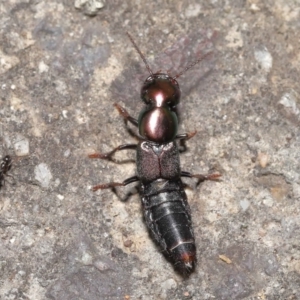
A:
[89,32,221,276]
[0,155,13,190]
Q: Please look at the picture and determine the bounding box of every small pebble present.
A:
[34,163,53,188]
[14,136,30,156]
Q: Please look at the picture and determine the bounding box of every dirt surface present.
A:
[1,1,300,299]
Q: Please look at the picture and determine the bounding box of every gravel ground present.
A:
[0,1,300,299]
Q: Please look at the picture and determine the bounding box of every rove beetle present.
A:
[89,33,221,276]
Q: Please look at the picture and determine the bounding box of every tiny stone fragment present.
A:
[74,0,104,16]
[219,254,232,264]
[254,47,273,73]
[279,91,300,116]
[14,136,30,156]
[258,152,269,168]
[34,163,53,188]
[240,199,250,211]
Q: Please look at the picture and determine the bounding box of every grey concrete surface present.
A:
[0,1,300,299]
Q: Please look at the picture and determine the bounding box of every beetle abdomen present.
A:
[141,179,196,274]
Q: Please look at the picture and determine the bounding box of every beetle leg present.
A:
[114,103,142,139]
[175,131,197,141]
[114,103,138,127]
[89,144,137,162]
[181,171,221,183]
[176,131,197,153]
[91,175,139,192]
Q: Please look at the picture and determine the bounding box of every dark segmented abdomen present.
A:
[141,178,196,274]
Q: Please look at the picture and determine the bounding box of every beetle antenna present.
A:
[127,32,153,76]
[173,51,213,80]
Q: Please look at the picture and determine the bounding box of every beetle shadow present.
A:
[110,185,139,202]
